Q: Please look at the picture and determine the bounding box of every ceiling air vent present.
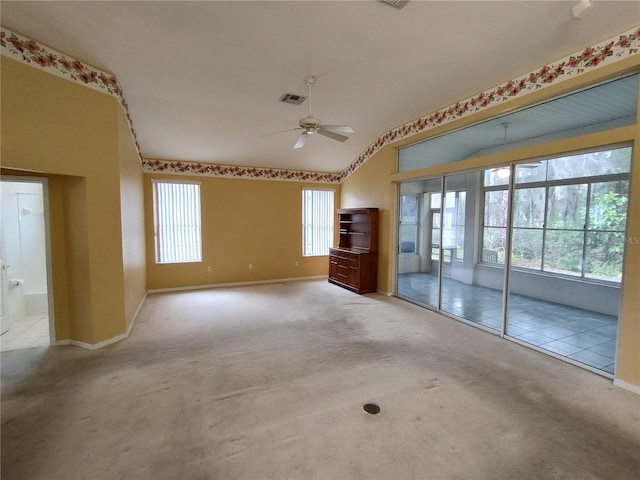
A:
[279,93,306,105]
[379,0,410,10]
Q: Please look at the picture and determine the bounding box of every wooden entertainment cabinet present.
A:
[328,208,379,294]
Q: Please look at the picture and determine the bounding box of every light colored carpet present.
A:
[2,279,639,480]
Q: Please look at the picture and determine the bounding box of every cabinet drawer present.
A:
[328,248,377,294]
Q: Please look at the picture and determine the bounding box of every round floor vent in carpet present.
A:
[363,403,381,415]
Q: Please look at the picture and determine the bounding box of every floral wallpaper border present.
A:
[339,25,640,182]
[1,28,144,166]
[142,159,341,183]
[2,25,638,184]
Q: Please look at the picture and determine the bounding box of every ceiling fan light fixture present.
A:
[268,75,354,149]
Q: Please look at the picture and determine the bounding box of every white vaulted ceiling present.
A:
[1,1,639,173]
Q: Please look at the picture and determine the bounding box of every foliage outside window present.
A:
[483,189,509,263]
[302,189,334,256]
[482,147,631,283]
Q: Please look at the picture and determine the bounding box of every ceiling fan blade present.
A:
[321,124,354,134]
[491,161,542,172]
[317,128,349,143]
[294,132,308,149]
[516,162,542,169]
[262,127,301,137]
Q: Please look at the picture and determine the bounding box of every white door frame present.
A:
[0,176,55,345]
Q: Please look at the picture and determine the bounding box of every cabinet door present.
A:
[338,265,349,283]
[329,255,339,280]
[347,256,359,288]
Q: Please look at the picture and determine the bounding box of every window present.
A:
[430,193,441,261]
[454,191,466,260]
[398,75,637,173]
[481,147,631,282]
[399,195,418,254]
[429,191,466,263]
[152,180,202,264]
[302,189,334,256]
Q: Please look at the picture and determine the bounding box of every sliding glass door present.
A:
[505,148,631,374]
[438,172,505,330]
[397,178,442,309]
[396,146,632,375]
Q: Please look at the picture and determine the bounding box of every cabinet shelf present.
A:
[336,208,378,253]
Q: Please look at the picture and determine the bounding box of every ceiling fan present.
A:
[491,122,540,177]
[271,76,354,149]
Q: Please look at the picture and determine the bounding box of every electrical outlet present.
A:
[207,266,212,272]
[249,263,253,270]
[295,261,299,267]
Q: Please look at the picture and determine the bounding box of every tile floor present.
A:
[398,272,618,374]
[0,314,50,352]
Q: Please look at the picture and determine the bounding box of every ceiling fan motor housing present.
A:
[300,115,321,132]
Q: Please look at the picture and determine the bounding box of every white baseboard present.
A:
[613,378,640,395]
[54,277,328,350]
[54,292,147,351]
[128,291,147,335]
[147,275,328,294]
[67,333,129,351]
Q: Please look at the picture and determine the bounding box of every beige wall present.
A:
[1,56,146,345]
[340,63,640,388]
[340,147,396,294]
[118,107,147,330]
[616,90,640,387]
[46,176,72,340]
[62,177,94,342]
[145,174,339,290]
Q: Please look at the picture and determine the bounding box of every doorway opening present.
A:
[0,178,53,351]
